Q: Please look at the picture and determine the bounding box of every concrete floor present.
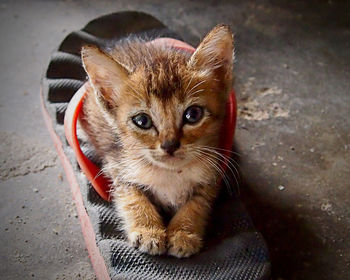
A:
[0,0,349,279]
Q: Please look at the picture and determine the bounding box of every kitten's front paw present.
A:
[128,227,167,255]
[167,230,202,258]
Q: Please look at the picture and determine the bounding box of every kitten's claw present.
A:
[167,230,202,258]
[128,227,167,255]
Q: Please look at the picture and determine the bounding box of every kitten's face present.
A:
[82,25,234,171]
[115,69,226,170]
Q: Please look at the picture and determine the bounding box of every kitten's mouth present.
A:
[147,152,188,170]
[157,154,184,163]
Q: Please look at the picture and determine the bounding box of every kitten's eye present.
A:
[183,106,204,124]
[132,113,153,129]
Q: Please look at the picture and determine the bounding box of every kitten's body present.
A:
[80,25,234,257]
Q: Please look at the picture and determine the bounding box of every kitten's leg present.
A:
[114,185,166,255]
[167,185,218,258]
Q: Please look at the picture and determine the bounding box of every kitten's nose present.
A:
[161,139,180,155]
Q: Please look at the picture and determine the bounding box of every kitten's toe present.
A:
[167,230,202,258]
[129,231,142,248]
[128,227,167,255]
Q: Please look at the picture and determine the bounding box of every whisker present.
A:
[188,88,205,98]
[192,150,233,195]
[192,146,240,195]
[197,147,241,178]
[184,72,196,96]
[193,144,241,156]
[195,148,240,195]
[192,152,226,183]
[187,80,206,96]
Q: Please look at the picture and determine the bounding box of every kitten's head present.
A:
[82,25,234,171]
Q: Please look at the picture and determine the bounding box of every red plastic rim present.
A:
[64,38,237,202]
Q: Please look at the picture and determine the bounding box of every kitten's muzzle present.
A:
[160,139,181,156]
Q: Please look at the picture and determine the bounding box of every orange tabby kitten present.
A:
[80,25,234,258]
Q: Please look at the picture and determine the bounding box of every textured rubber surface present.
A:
[41,11,271,280]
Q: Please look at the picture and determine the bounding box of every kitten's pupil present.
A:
[132,113,153,129]
[184,106,203,124]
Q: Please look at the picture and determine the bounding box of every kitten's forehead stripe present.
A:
[145,55,185,102]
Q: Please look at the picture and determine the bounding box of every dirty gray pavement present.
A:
[0,0,349,279]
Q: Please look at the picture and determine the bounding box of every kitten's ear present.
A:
[188,25,234,75]
[81,45,128,109]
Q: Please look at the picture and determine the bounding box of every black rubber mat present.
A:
[42,11,271,280]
